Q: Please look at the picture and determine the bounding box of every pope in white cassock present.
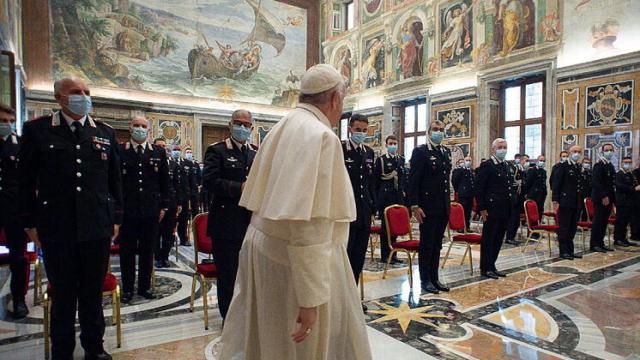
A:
[219,64,373,360]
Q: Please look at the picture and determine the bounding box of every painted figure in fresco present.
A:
[493,0,535,57]
[338,48,352,87]
[362,38,384,89]
[397,22,424,79]
[440,1,473,66]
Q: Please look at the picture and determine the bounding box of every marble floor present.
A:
[1,223,639,360]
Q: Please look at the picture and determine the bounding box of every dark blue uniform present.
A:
[451,166,475,231]
[407,141,452,289]
[0,133,28,310]
[590,159,616,250]
[177,158,197,245]
[525,165,548,214]
[118,141,169,296]
[342,140,375,283]
[475,156,514,273]
[203,138,256,319]
[18,113,123,358]
[633,167,640,240]
[613,169,639,245]
[373,153,405,262]
[506,163,526,243]
[156,157,188,265]
[551,160,583,256]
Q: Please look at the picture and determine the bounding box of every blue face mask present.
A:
[602,150,613,160]
[351,131,366,145]
[67,94,92,117]
[171,150,181,159]
[10,122,16,133]
[538,161,545,168]
[387,145,397,154]
[232,125,252,143]
[495,149,508,160]
[464,161,471,168]
[522,162,530,169]
[131,127,148,142]
[185,153,193,161]
[623,163,632,171]
[583,163,590,170]
[0,122,11,137]
[570,153,581,162]
[430,131,444,144]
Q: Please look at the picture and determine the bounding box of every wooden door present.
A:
[202,125,229,158]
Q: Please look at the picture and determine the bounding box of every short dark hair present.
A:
[560,151,569,156]
[185,147,192,151]
[153,138,165,144]
[602,143,614,151]
[522,154,530,159]
[622,156,632,161]
[385,135,397,144]
[231,109,252,121]
[514,153,521,158]
[0,103,15,114]
[349,113,368,126]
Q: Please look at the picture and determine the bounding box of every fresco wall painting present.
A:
[432,98,477,159]
[361,33,386,89]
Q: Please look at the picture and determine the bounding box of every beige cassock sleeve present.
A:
[286,218,334,308]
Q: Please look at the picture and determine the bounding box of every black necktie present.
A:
[137,145,143,160]
[72,120,83,139]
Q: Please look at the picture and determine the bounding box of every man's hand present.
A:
[480,210,488,222]
[176,205,183,216]
[411,206,425,224]
[25,228,41,248]
[112,224,120,241]
[291,307,317,343]
[159,209,166,223]
[635,185,640,191]
[553,201,559,213]
[602,196,610,207]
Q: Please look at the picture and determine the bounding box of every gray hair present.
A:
[231,109,253,121]
[130,116,150,127]
[492,138,507,150]
[53,77,87,96]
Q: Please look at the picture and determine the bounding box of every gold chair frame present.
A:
[521,200,555,255]
[441,202,477,274]
[382,205,418,289]
[188,212,217,330]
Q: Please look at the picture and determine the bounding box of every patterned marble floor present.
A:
[1,225,639,360]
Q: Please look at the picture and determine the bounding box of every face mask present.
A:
[522,162,530,169]
[602,150,613,160]
[351,131,366,145]
[131,127,148,142]
[570,153,581,162]
[623,163,632,171]
[561,156,568,163]
[232,125,252,143]
[185,153,193,161]
[495,149,507,161]
[67,94,92,116]
[464,161,472,169]
[538,161,545,168]
[0,122,12,137]
[10,122,16,133]
[583,163,591,170]
[171,150,181,159]
[387,145,397,154]
[430,131,444,144]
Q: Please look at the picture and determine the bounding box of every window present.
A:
[340,118,348,141]
[500,78,545,159]
[332,11,341,31]
[345,1,355,31]
[401,101,428,159]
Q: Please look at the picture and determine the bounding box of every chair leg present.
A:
[382,249,397,279]
[468,244,474,275]
[200,275,209,330]
[111,291,117,326]
[406,252,413,289]
[189,273,197,312]
[151,265,156,291]
[33,260,41,306]
[460,245,469,265]
[441,241,455,269]
[44,294,50,360]
[548,233,553,256]
[522,233,532,253]
[115,286,122,348]
[359,272,364,301]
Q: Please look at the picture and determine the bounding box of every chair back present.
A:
[383,205,412,250]
[448,202,466,232]
[524,200,540,228]
[192,213,214,264]
[0,229,5,246]
[584,197,594,221]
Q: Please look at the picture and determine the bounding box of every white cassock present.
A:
[219,103,372,360]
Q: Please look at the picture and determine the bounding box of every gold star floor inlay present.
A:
[368,301,448,334]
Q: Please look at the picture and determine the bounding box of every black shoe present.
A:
[138,290,157,300]
[84,351,112,360]
[481,271,499,279]
[505,239,520,246]
[162,260,171,268]
[12,299,29,319]
[434,281,450,292]
[603,246,614,252]
[155,260,165,268]
[590,246,607,253]
[180,241,191,247]
[421,281,440,294]
[572,253,583,259]
[494,271,507,277]
[560,253,574,260]
[121,292,133,304]
[362,303,368,312]
[614,241,629,247]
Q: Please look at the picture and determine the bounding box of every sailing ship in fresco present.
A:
[187,0,286,80]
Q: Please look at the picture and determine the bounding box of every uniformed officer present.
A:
[373,135,405,264]
[505,154,529,245]
[0,104,28,319]
[613,156,640,247]
[173,144,193,247]
[18,78,122,360]
[475,138,513,279]
[525,155,548,220]
[154,139,184,268]
[632,163,640,240]
[579,158,592,221]
[452,156,475,232]
[203,109,256,320]
[551,145,584,260]
[118,117,169,303]
[184,147,201,217]
[590,144,616,252]
[408,120,452,294]
[549,151,568,190]
[342,114,376,289]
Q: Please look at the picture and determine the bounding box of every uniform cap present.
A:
[300,64,344,95]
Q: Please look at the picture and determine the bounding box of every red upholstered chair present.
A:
[189,213,218,330]
[382,205,420,288]
[442,202,482,274]
[0,230,43,306]
[43,273,121,360]
[369,217,382,261]
[584,197,613,247]
[522,200,559,255]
